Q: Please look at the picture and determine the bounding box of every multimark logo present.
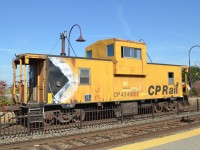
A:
[148,85,178,95]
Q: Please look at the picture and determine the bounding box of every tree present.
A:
[0,81,6,97]
[188,66,200,96]
[0,81,13,106]
[189,66,200,84]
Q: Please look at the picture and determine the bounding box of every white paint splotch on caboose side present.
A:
[49,57,78,104]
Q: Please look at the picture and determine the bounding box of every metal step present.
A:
[29,108,43,111]
[27,106,44,130]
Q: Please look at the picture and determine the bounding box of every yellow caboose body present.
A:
[12,38,188,111]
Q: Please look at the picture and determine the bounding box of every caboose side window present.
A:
[80,68,90,84]
[168,72,174,85]
[121,46,141,59]
[107,44,114,56]
[87,50,92,58]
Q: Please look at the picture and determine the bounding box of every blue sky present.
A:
[0,0,200,84]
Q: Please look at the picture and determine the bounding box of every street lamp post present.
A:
[60,24,85,56]
[68,24,85,56]
[188,45,200,87]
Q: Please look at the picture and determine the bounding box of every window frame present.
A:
[121,46,141,59]
[107,44,114,57]
[87,50,92,58]
[168,72,174,85]
[79,68,90,85]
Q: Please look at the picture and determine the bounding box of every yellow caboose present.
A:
[12,38,188,115]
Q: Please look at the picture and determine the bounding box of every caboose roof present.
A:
[88,38,146,47]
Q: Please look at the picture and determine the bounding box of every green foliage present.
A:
[0,96,13,106]
[0,80,13,106]
[183,66,200,96]
[189,66,200,83]
[0,81,6,96]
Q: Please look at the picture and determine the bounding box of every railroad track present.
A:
[1,113,200,150]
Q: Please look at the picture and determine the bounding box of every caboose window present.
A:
[87,50,92,58]
[80,68,90,84]
[168,72,174,85]
[107,44,114,56]
[121,46,141,59]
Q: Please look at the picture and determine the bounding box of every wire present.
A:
[147,53,153,63]
[49,38,60,55]
[66,35,77,57]
[50,33,78,57]
[139,39,153,63]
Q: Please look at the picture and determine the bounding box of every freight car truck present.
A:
[11,38,189,122]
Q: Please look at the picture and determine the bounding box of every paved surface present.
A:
[147,134,200,150]
[110,128,200,150]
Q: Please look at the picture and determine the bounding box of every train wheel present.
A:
[165,102,176,111]
[154,103,164,113]
[44,111,54,125]
[73,109,85,122]
[44,118,54,125]
[61,111,75,123]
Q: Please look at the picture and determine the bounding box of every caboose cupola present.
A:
[86,38,147,75]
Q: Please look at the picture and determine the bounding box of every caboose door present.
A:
[29,59,46,103]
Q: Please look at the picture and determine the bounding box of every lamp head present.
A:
[76,35,86,42]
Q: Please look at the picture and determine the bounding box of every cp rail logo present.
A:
[148,85,178,95]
